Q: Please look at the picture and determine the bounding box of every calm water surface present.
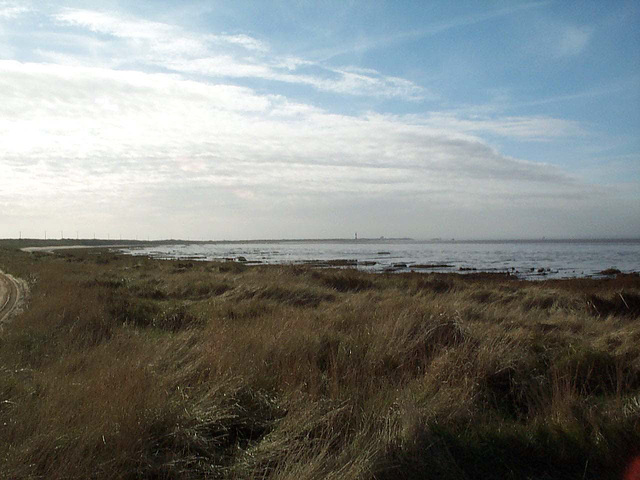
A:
[121,240,640,280]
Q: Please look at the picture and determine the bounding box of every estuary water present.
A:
[121,239,640,280]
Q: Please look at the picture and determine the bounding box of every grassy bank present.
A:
[0,247,639,479]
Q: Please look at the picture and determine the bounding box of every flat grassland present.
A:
[0,247,639,479]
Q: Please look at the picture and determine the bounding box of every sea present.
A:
[120,239,640,280]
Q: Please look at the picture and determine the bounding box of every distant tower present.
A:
[355,232,358,241]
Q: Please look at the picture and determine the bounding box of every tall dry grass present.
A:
[0,247,638,479]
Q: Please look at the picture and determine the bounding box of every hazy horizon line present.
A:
[4,236,640,244]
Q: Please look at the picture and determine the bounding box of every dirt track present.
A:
[0,270,25,328]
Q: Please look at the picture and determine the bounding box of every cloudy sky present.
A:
[0,0,638,240]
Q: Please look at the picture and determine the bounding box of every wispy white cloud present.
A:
[55,8,268,53]
[55,8,173,40]
[556,25,592,57]
[0,1,30,19]
[527,20,594,59]
[0,60,588,213]
[310,1,549,61]
[505,76,640,109]
[417,112,584,140]
[53,8,427,100]
[208,33,269,52]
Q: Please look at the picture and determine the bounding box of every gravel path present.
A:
[0,270,26,329]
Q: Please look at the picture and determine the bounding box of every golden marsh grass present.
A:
[0,247,638,479]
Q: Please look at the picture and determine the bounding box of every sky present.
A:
[0,0,638,240]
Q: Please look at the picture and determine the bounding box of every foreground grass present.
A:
[0,247,639,479]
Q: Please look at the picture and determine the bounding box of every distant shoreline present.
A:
[3,237,640,250]
[20,244,140,253]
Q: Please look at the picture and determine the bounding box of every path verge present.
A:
[0,270,28,330]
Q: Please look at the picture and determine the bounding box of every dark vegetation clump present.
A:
[0,247,639,479]
[586,290,640,318]
[236,283,335,308]
[410,276,455,294]
[312,269,376,292]
[599,268,622,275]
